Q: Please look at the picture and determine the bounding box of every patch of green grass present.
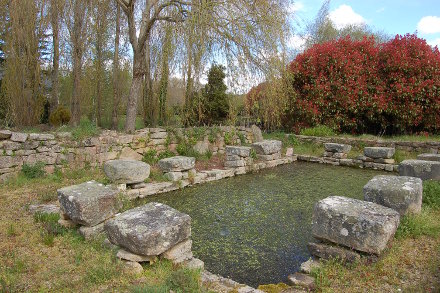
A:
[7,224,17,237]
[393,149,418,163]
[145,168,169,183]
[395,208,440,239]
[21,162,46,179]
[294,141,325,156]
[34,212,68,246]
[423,180,440,209]
[300,125,336,137]
[71,117,99,140]
[132,260,204,293]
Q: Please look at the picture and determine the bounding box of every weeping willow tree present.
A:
[179,0,293,126]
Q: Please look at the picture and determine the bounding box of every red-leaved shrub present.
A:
[247,34,440,134]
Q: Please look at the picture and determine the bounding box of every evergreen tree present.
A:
[203,64,229,124]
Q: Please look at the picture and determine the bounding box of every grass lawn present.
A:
[0,168,206,293]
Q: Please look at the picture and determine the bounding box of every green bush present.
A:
[21,162,46,179]
[158,150,175,160]
[143,149,158,165]
[423,181,440,209]
[300,125,336,137]
[72,117,98,140]
[49,106,71,126]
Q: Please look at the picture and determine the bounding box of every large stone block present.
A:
[417,153,440,162]
[251,140,282,155]
[158,156,195,172]
[225,146,251,157]
[324,143,352,153]
[251,125,263,142]
[399,159,440,181]
[363,175,423,215]
[105,203,191,256]
[312,196,400,254]
[0,130,12,139]
[104,160,150,184]
[58,181,120,226]
[364,147,395,159]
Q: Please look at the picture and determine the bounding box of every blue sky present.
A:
[290,0,440,48]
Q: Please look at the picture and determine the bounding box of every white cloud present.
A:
[329,5,366,29]
[428,38,440,48]
[376,7,385,13]
[417,16,440,34]
[288,34,306,51]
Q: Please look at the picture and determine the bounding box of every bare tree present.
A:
[50,0,64,115]
[112,2,122,129]
[65,0,90,125]
[115,0,190,133]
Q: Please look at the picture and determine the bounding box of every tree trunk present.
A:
[96,16,103,127]
[71,51,82,125]
[112,3,120,130]
[125,53,144,133]
[143,34,155,126]
[50,0,60,114]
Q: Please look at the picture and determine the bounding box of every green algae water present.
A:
[134,162,387,287]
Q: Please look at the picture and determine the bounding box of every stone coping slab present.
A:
[104,160,150,184]
[158,156,195,172]
[364,147,395,159]
[312,196,400,254]
[105,202,191,256]
[363,175,423,215]
[417,153,440,162]
[399,159,440,181]
[324,143,352,153]
[58,180,120,226]
[251,140,282,155]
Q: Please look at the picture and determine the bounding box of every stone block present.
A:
[165,171,183,181]
[417,153,440,162]
[104,160,150,184]
[324,143,352,153]
[158,156,195,172]
[307,242,361,263]
[251,140,282,155]
[58,181,120,226]
[119,147,143,161]
[225,146,251,157]
[161,239,193,263]
[10,132,28,142]
[105,202,191,256]
[364,147,395,159]
[364,175,423,215]
[116,249,157,263]
[0,130,12,139]
[399,159,440,181]
[312,196,400,254]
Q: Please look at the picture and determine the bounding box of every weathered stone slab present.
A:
[164,171,183,181]
[324,143,352,153]
[119,147,142,161]
[0,130,12,139]
[79,222,105,240]
[10,132,28,142]
[417,153,440,162]
[121,260,144,275]
[104,160,150,184]
[224,160,245,168]
[0,156,22,169]
[225,146,251,157]
[161,239,193,263]
[312,196,400,254]
[58,181,120,226]
[29,133,55,141]
[182,258,204,270]
[363,175,423,215]
[307,242,361,263]
[399,159,440,181]
[116,248,157,263]
[251,125,263,142]
[287,273,315,290]
[364,147,395,159]
[251,140,282,155]
[105,202,191,256]
[158,156,195,172]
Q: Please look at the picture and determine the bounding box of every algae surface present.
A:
[135,162,386,287]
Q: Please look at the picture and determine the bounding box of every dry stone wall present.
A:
[294,134,440,153]
[0,126,257,182]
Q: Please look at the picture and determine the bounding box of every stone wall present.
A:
[0,126,258,182]
[294,135,440,153]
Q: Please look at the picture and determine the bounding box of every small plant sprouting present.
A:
[21,162,46,179]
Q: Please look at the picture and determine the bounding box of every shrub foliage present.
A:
[247,34,440,135]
